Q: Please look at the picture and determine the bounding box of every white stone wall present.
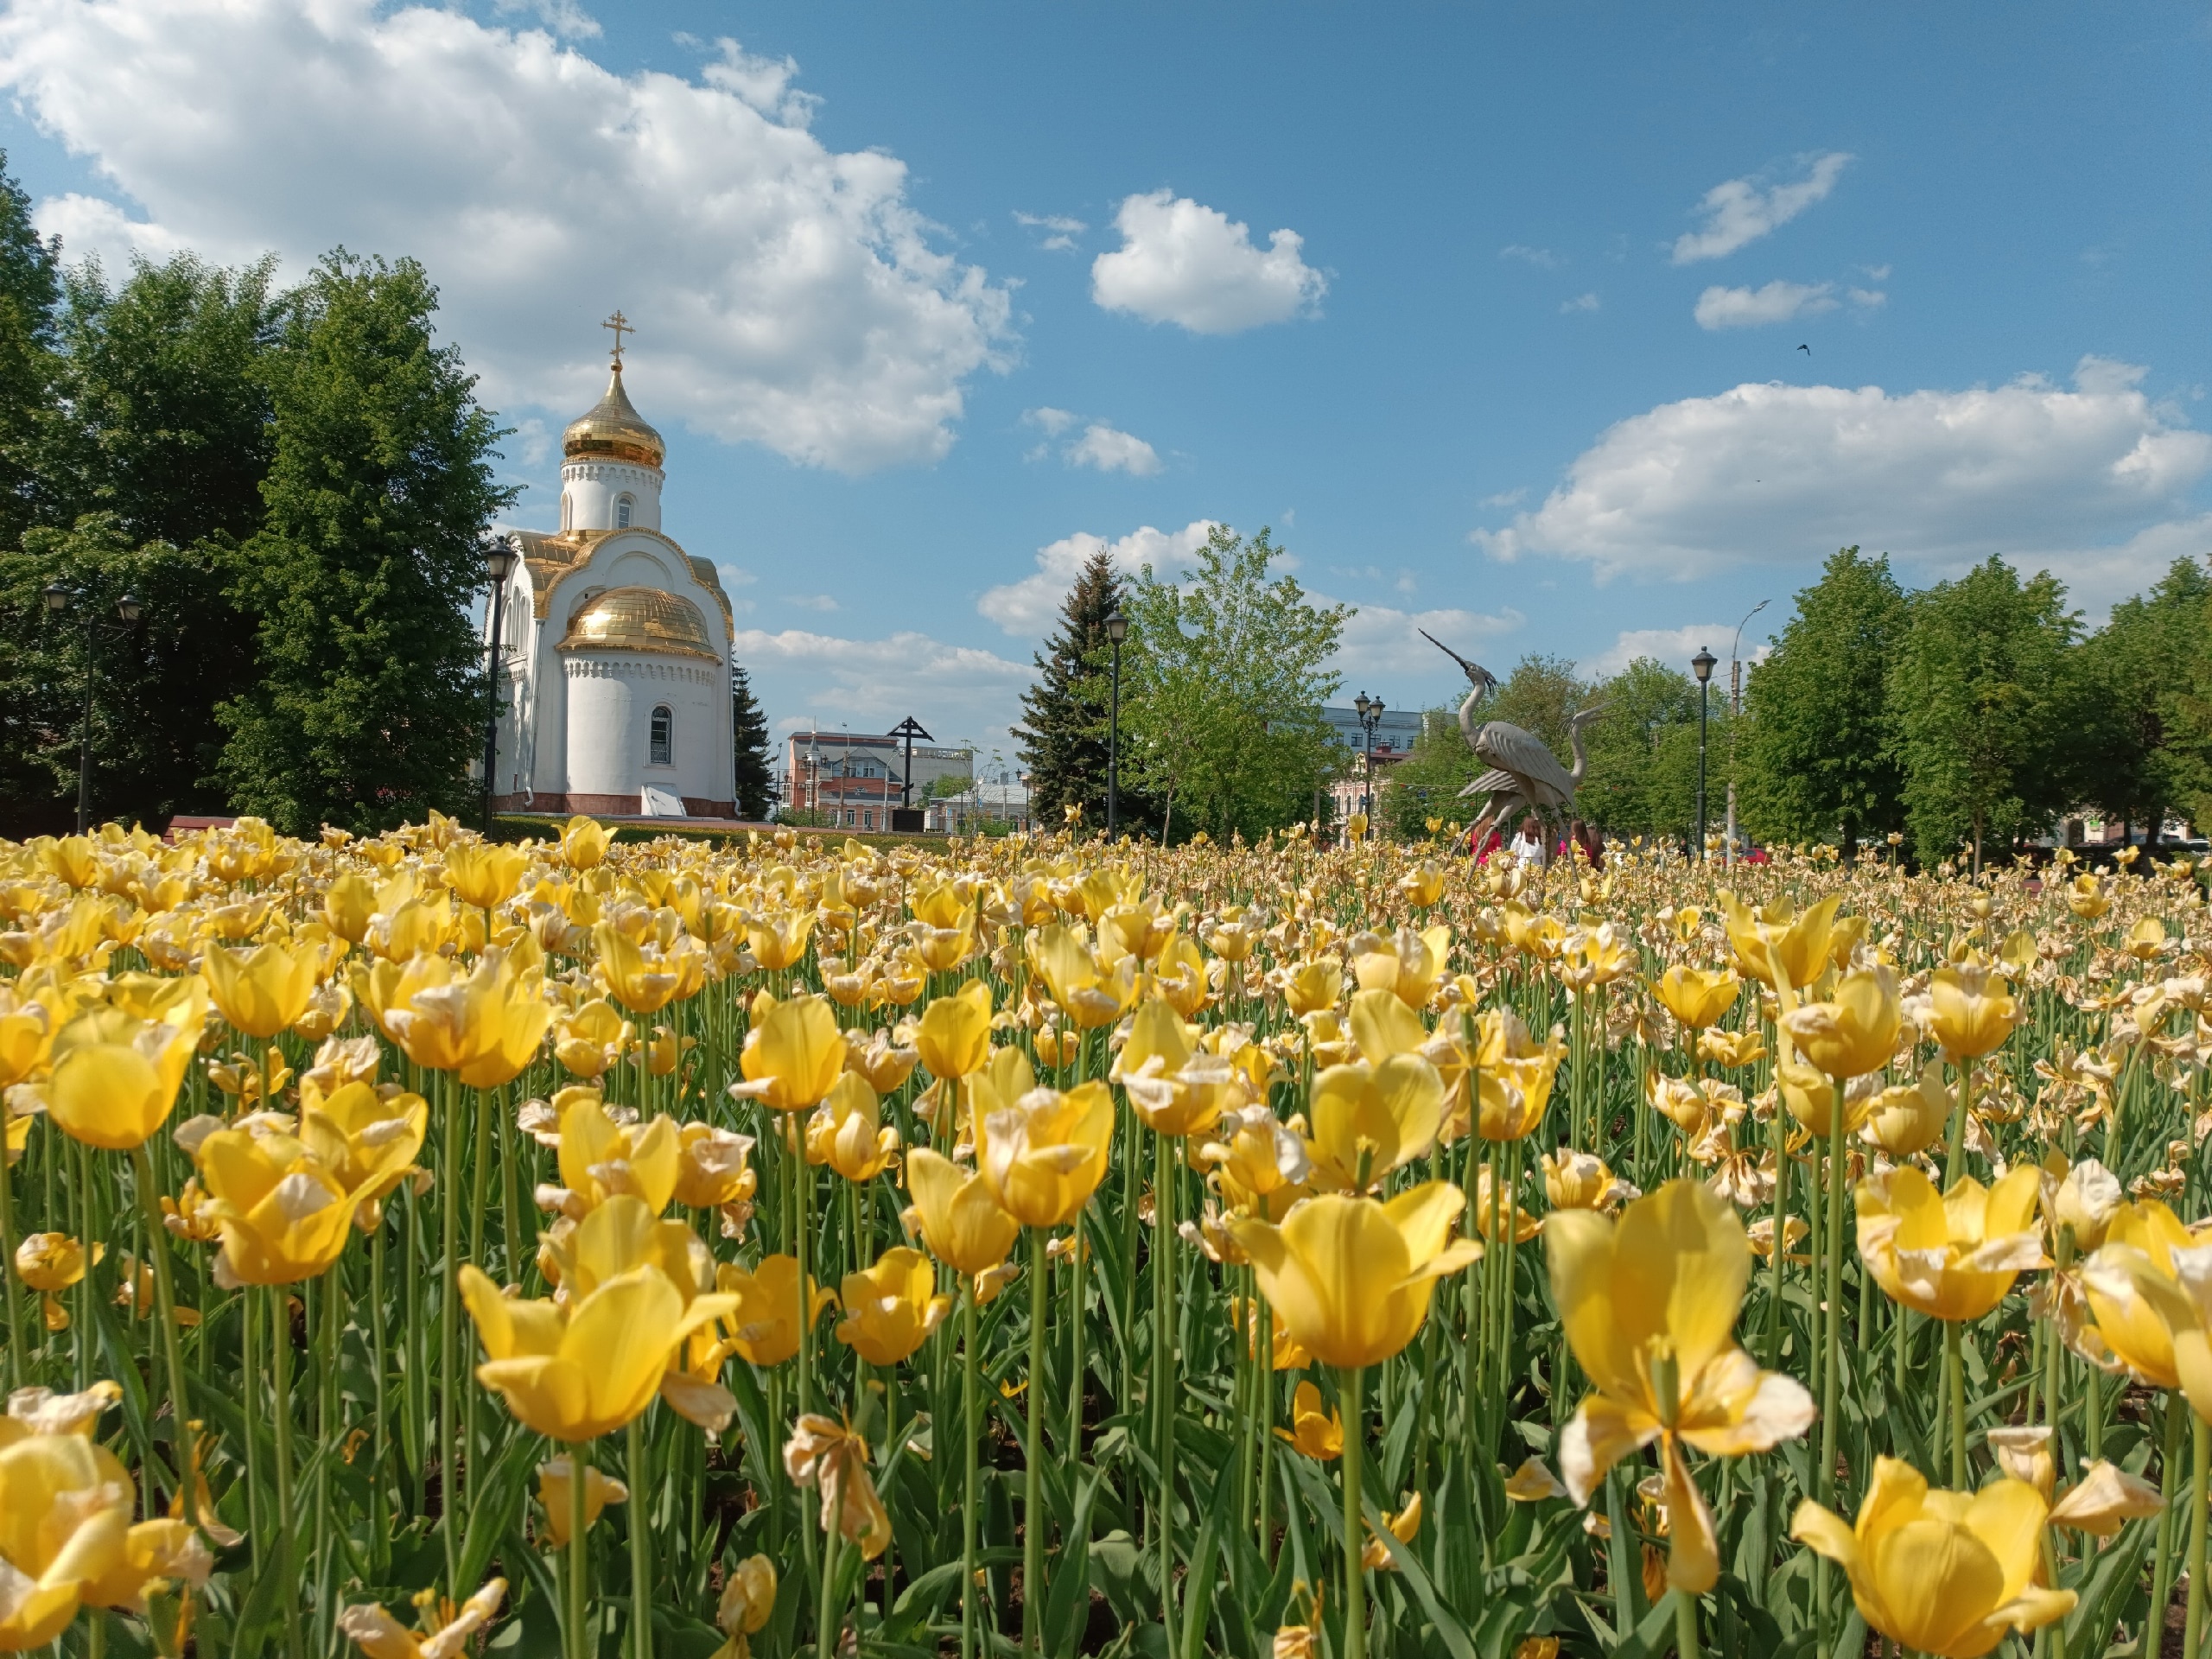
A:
[561,458,664,533]
[563,652,726,804]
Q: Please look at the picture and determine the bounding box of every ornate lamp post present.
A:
[481,535,519,834]
[43,580,146,835]
[1691,645,1717,861]
[1353,692,1383,818]
[1103,603,1127,836]
[1724,599,1769,868]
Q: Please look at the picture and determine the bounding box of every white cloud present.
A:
[1693,280,1836,330]
[1482,487,1527,508]
[1500,245,1560,269]
[1014,211,1086,251]
[1671,152,1853,264]
[1065,423,1161,476]
[737,626,1033,753]
[1329,599,1524,679]
[977,520,1216,636]
[0,1,1011,474]
[1846,287,1886,309]
[1560,292,1600,314]
[1471,361,2212,600]
[492,0,599,40]
[1580,626,1770,681]
[1022,406,1077,436]
[1091,190,1325,334]
[785,594,840,613]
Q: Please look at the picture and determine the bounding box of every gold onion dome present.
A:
[558,587,716,660]
[563,364,664,469]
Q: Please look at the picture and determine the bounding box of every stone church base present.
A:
[493,792,738,819]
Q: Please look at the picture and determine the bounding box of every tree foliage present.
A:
[0,150,62,551]
[731,663,774,821]
[2073,558,2212,843]
[216,253,510,835]
[1014,547,1156,836]
[1122,524,1348,843]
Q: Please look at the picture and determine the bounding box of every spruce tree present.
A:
[731,663,775,820]
[1015,547,1121,830]
[217,253,510,835]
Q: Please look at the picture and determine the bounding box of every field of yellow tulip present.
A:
[1,811,2209,1659]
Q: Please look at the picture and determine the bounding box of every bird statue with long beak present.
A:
[1421,629,1607,856]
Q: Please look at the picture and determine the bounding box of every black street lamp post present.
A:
[1104,603,1127,836]
[481,535,518,834]
[1691,645,1717,861]
[43,580,146,836]
[1353,691,1383,818]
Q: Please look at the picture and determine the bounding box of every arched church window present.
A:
[616,493,635,529]
[561,492,572,532]
[649,704,673,766]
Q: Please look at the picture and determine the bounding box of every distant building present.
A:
[1321,703,1430,823]
[781,729,973,831]
[926,777,1033,835]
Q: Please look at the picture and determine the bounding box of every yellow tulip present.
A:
[2046,1459,2165,1537]
[1275,1379,1343,1459]
[202,938,321,1039]
[298,1080,429,1224]
[2124,914,2169,960]
[844,1027,920,1095]
[915,979,994,1081]
[1696,1026,1766,1070]
[1229,1183,1481,1370]
[671,1122,758,1211]
[836,1246,953,1365]
[1472,1010,1566,1142]
[377,946,552,1087]
[194,1127,359,1285]
[340,1580,508,1659]
[0,1428,201,1646]
[1791,1458,2073,1658]
[1653,965,1740,1031]
[43,983,206,1151]
[1027,924,1139,1029]
[1854,1165,2043,1321]
[1541,1150,1633,1213]
[1305,1056,1445,1192]
[903,1147,1021,1282]
[2080,1199,2194,1388]
[536,1458,626,1547]
[553,999,632,1078]
[1778,966,1899,1078]
[1774,1061,1872,1139]
[1860,1062,1951,1158]
[443,841,528,911]
[559,814,610,870]
[978,1077,1113,1229]
[1100,899,1178,963]
[551,1089,681,1216]
[1281,957,1343,1018]
[747,908,819,973]
[1547,1179,1815,1592]
[731,991,846,1112]
[1721,892,1841,989]
[2040,1154,2121,1251]
[1468,1166,1541,1243]
[323,870,377,944]
[1115,999,1244,1139]
[14,1233,96,1331]
[714,1255,833,1367]
[1351,925,1452,1010]
[1927,960,2020,1060]
[1361,1491,1423,1571]
[712,1554,777,1659]
[1344,988,1427,1064]
[1201,1103,1312,1214]
[462,1260,734,1442]
[594,922,700,1014]
[1557,924,1630,993]
[807,1071,899,1182]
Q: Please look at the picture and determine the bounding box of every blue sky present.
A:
[3,2,2207,772]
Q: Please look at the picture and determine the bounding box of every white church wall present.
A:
[563,653,725,811]
[562,459,662,533]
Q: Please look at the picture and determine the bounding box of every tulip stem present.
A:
[1340,1364,1366,1659]
[1154,1128,1178,1657]
[270,1286,306,1659]
[1024,1225,1048,1656]
[0,1116,22,1393]
[569,1439,591,1659]
[1942,1057,1974,1191]
[817,1504,842,1659]
[2152,1392,2184,1640]
[130,1142,197,1531]
[1946,1319,1967,1490]
[440,1067,463,1597]
[629,1417,652,1659]
[1821,1076,1845,1510]
[2188,1411,2210,1659]
[961,1285,980,1659]
[1673,1586,1700,1659]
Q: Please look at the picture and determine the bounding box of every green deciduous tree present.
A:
[2074,557,2212,846]
[1741,547,1910,856]
[1890,556,2082,870]
[217,253,511,835]
[1122,524,1349,843]
[0,151,63,550]
[1580,658,1714,847]
[730,663,775,820]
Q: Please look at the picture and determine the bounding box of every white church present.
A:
[488,327,741,819]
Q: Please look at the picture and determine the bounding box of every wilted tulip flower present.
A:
[712,1554,777,1659]
[340,1580,508,1659]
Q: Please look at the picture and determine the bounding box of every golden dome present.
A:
[563,365,664,469]
[558,587,716,660]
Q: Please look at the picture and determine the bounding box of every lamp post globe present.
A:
[41,580,69,614]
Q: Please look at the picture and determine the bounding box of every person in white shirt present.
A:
[1508,815,1547,870]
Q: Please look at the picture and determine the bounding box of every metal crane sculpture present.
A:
[1421,630,1608,857]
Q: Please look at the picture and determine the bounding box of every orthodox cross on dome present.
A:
[602,310,632,367]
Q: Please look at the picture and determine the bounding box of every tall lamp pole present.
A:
[43,581,146,836]
[480,535,518,834]
[1724,599,1769,868]
[1354,692,1383,819]
[1691,646,1716,862]
[1104,603,1128,836]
